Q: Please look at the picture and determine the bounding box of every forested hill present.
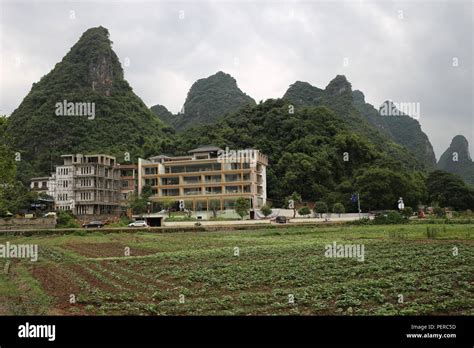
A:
[4,26,174,180]
[283,76,424,171]
[151,71,255,131]
[353,96,436,169]
[438,135,474,186]
[173,99,427,210]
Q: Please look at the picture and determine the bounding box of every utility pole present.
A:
[357,192,361,219]
[352,193,361,219]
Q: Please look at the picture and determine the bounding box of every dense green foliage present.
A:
[56,211,79,228]
[401,207,414,218]
[372,211,407,225]
[149,104,175,126]
[4,27,174,179]
[354,167,426,211]
[437,135,474,186]
[153,71,255,131]
[0,144,37,215]
[283,76,425,171]
[427,170,474,211]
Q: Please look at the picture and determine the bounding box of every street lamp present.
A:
[147,201,151,215]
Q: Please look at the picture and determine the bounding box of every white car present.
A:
[128,220,149,228]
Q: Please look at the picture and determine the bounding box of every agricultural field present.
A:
[0,224,473,315]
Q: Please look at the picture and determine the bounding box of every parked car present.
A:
[82,221,104,228]
[128,220,149,228]
[275,216,288,224]
[43,212,57,218]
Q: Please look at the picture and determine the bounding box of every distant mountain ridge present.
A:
[151,71,255,131]
[283,76,424,170]
[438,135,474,186]
[282,78,436,169]
[354,96,436,169]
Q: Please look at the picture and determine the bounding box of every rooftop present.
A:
[188,145,223,154]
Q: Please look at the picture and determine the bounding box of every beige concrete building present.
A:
[35,154,121,215]
[138,146,268,211]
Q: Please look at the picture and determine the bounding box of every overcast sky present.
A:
[1,0,472,159]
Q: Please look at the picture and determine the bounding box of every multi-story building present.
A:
[138,146,268,211]
[117,163,138,204]
[33,154,121,215]
[30,177,50,195]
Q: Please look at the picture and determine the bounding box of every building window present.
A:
[204,175,221,183]
[205,187,222,195]
[183,176,201,185]
[145,178,157,186]
[162,189,179,196]
[225,174,240,182]
[162,177,179,185]
[144,167,157,175]
[184,187,201,196]
[225,186,240,194]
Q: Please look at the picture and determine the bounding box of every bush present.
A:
[433,207,445,218]
[373,211,407,225]
[108,216,133,227]
[165,216,197,222]
[260,205,272,217]
[350,217,372,225]
[401,207,414,218]
[298,206,311,217]
[332,203,345,217]
[56,211,79,228]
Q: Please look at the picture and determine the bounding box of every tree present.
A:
[0,144,37,216]
[141,184,153,199]
[332,203,345,217]
[355,167,425,211]
[314,201,328,218]
[235,197,251,220]
[260,204,272,218]
[209,200,220,218]
[159,198,175,218]
[285,192,302,218]
[427,170,474,211]
[128,193,147,215]
[298,206,311,217]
